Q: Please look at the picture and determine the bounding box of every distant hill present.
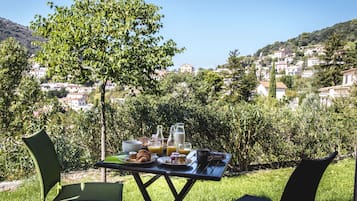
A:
[0,17,40,55]
[255,19,357,57]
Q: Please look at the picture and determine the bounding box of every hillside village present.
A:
[29,41,356,111]
[2,15,354,111]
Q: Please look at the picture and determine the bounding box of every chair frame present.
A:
[23,129,62,200]
[23,129,123,201]
[280,151,338,201]
[236,151,338,201]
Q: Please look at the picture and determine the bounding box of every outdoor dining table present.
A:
[95,150,232,201]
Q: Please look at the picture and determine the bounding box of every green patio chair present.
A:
[235,151,338,201]
[22,129,123,201]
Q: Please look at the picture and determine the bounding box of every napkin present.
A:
[104,154,127,164]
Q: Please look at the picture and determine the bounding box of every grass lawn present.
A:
[1,158,354,201]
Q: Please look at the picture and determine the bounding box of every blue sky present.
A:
[1,0,357,69]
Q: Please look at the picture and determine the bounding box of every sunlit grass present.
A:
[1,158,354,201]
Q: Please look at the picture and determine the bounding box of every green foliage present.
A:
[268,62,276,98]
[157,71,225,105]
[345,41,357,67]
[279,75,293,89]
[0,37,29,130]
[314,32,347,88]
[3,83,357,180]
[0,38,45,181]
[108,95,231,154]
[193,70,224,104]
[228,103,272,170]
[30,0,183,174]
[31,0,183,87]
[225,50,257,102]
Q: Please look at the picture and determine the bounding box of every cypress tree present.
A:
[269,62,276,98]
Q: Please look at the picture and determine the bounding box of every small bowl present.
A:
[122,140,142,152]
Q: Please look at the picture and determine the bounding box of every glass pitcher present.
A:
[173,123,185,146]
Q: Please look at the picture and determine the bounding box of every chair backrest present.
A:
[22,129,61,201]
[280,151,338,201]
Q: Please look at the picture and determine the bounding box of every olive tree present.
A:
[31,0,182,181]
[0,37,29,132]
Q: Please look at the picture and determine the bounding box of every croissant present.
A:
[136,149,151,162]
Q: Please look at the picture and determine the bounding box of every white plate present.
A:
[157,156,193,167]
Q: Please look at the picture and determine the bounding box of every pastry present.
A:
[136,149,151,162]
[177,154,186,164]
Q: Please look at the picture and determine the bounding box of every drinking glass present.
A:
[178,142,191,155]
[148,140,163,155]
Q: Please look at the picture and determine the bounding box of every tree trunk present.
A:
[100,80,107,182]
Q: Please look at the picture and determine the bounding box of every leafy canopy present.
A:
[0,37,29,130]
[31,0,183,89]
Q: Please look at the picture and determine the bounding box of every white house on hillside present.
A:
[60,93,92,111]
[319,68,356,106]
[276,60,288,73]
[256,81,287,100]
[302,70,314,78]
[179,64,194,74]
[285,65,302,76]
[307,57,322,67]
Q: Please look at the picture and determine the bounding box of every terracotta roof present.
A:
[260,81,287,89]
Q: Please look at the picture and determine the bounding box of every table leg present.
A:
[164,174,178,197]
[133,172,196,201]
[163,175,196,201]
[175,178,196,201]
[132,172,153,201]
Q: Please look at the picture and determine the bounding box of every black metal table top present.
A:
[95,151,232,181]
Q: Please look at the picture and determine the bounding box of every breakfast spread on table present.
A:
[121,123,225,166]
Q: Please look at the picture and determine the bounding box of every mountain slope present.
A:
[255,19,357,57]
[0,17,39,54]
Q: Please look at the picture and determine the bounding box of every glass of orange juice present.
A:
[166,145,177,156]
[178,142,191,155]
[148,140,163,155]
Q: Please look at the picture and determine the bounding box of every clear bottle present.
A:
[174,123,185,146]
[156,125,164,145]
[148,125,164,155]
[166,125,176,156]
